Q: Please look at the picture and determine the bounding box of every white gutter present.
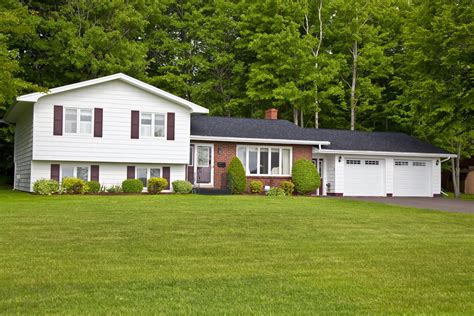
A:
[313,148,457,158]
[190,135,330,146]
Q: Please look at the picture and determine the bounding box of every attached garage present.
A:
[393,160,432,197]
[344,158,385,196]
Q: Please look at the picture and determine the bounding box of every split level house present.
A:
[4,73,456,197]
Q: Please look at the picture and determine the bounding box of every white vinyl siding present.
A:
[31,161,184,192]
[32,80,190,164]
[13,105,34,191]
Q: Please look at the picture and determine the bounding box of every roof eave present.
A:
[313,148,456,158]
[191,135,330,146]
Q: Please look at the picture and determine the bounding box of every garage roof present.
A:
[190,115,450,155]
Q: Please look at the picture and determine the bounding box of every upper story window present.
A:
[65,108,92,134]
[237,145,292,176]
[141,113,165,138]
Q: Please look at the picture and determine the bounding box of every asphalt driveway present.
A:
[347,197,474,214]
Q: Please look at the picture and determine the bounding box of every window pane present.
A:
[197,146,210,167]
[237,147,246,167]
[62,166,74,180]
[76,167,89,181]
[137,168,147,187]
[65,109,77,133]
[249,147,258,174]
[271,148,280,175]
[281,149,291,175]
[154,114,165,137]
[141,113,152,137]
[259,148,269,174]
[150,168,160,178]
[80,109,92,134]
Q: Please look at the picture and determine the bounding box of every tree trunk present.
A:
[300,109,304,127]
[454,142,462,198]
[293,108,299,126]
[350,40,358,131]
[315,111,319,129]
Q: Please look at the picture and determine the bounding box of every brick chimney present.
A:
[265,108,278,120]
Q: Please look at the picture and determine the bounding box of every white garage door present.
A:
[394,160,432,197]
[344,159,385,196]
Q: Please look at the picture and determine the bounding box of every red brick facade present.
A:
[194,141,313,190]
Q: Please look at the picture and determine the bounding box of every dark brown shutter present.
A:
[163,166,170,189]
[131,111,139,139]
[53,106,63,136]
[91,165,99,181]
[127,166,135,179]
[51,164,60,181]
[167,112,175,140]
[94,108,103,137]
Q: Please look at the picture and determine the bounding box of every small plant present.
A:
[292,159,320,195]
[61,177,86,194]
[122,179,144,193]
[106,185,122,193]
[172,180,193,194]
[280,181,295,196]
[32,179,59,195]
[84,181,100,194]
[227,157,246,194]
[147,177,168,194]
[249,180,263,194]
[266,187,286,197]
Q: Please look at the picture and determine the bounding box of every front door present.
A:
[195,145,212,184]
[312,158,324,195]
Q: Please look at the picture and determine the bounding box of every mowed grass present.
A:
[0,188,473,314]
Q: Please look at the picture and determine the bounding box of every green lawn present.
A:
[0,188,472,314]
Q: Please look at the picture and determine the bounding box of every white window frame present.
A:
[135,167,162,187]
[60,165,90,181]
[63,107,94,135]
[237,145,293,177]
[140,112,167,139]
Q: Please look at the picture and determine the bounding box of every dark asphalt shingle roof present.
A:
[191,115,449,154]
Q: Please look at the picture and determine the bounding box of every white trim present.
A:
[192,143,214,187]
[16,73,209,114]
[313,148,456,158]
[191,135,330,146]
[139,112,166,139]
[63,107,94,136]
[237,145,293,177]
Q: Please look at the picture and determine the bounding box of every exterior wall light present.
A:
[338,156,342,163]
[436,159,439,166]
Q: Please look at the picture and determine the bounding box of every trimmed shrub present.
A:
[61,177,86,194]
[147,177,168,194]
[172,180,193,194]
[266,187,286,197]
[280,181,295,196]
[122,179,144,193]
[106,185,122,193]
[227,156,246,194]
[33,179,59,195]
[84,181,100,194]
[292,159,320,195]
[249,180,263,194]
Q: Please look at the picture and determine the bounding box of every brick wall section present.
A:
[194,141,313,190]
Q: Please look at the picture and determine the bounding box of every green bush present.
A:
[122,179,144,193]
[33,179,59,195]
[291,159,320,195]
[249,180,263,194]
[227,156,246,194]
[84,181,100,194]
[266,187,286,197]
[280,180,295,196]
[106,185,122,193]
[172,180,193,194]
[147,177,168,194]
[61,177,86,194]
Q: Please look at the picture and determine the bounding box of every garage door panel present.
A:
[394,160,431,197]
[344,159,385,196]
